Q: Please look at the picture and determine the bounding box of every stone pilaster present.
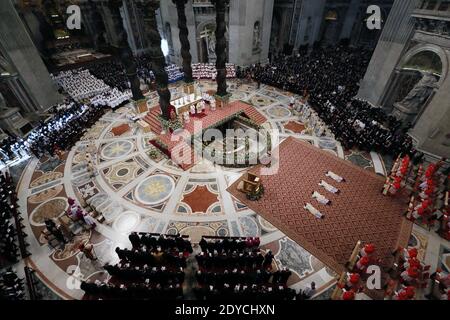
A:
[357,0,420,108]
[339,0,361,40]
[108,0,144,101]
[0,0,61,111]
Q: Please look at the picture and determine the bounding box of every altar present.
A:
[172,94,203,115]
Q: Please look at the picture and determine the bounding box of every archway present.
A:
[397,49,444,101]
[197,20,228,64]
[269,10,281,58]
[396,50,443,104]
[401,50,443,77]
[321,10,340,45]
[390,48,445,124]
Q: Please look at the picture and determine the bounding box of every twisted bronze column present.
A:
[211,0,229,97]
[108,0,144,101]
[136,0,171,120]
[172,0,193,84]
[88,0,106,50]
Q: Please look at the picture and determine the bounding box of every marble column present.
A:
[108,0,144,101]
[0,0,61,111]
[211,0,230,98]
[88,0,108,51]
[339,0,361,40]
[137,0,171,120]
[228,0,274,66]
[7,77,37,114]
[172,0,193,84]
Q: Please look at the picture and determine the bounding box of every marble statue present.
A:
[399,72,438,112]
[253,23,261,51]
[207,34,216,55]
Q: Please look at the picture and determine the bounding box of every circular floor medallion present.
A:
[267,105,292,118]
[30,197,69,226]
[101,140,133,159]
[135,174,175,205]
[113,211,141,234]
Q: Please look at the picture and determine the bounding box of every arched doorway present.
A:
[269,11,281,59]
[321,10,340,45]
[390,49,443,124]
[397,50,443,104]
[197,20,230,64]
[197,22,216,63]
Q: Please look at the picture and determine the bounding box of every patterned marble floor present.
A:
[15,79,444,300]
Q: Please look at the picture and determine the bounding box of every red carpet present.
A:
[228,137,412,274]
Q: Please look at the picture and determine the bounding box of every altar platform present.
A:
[145,100,267,171]
[227,136,412,275]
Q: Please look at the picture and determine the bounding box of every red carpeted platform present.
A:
[144,100,267,135]
[228,137,412,274]
[111,124,131,136]
[148,100,267,171]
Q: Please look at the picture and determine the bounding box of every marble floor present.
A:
[12,80,450,300]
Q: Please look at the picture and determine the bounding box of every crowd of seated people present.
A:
[199,235,260,253]
[88,57,148,88]
[88,60,130,92]
[313,98,412,155]
[128,232,193,253]
[51,69,110,102]
[195,236,295,301]
[81,233,191,300]
[438,167,450,241]
[43,219,68,246]
[238,45,413,157]
[81,280,183,300]
[104,264,185,284]
[89,88,131,109]
[135,54,153,85]
[405,159,449,227]
[0,135,29,167]
[192,63,236,80]
[0,268,24,300]
[27,100,105,158]
[196,267,292,287]
[1,171,29,265]
[376,246,441,300]
[0,172,19,263]
[114,234,189,268]
[84,55,184,91]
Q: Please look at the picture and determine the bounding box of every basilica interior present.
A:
[0,0,449,303]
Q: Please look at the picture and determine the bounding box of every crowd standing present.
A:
[0,172,20,264]
[27,100,105,158]
[194,236,296,301]
[0,268,24,300]
[238,45,413,157]
[81,233,192,300]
